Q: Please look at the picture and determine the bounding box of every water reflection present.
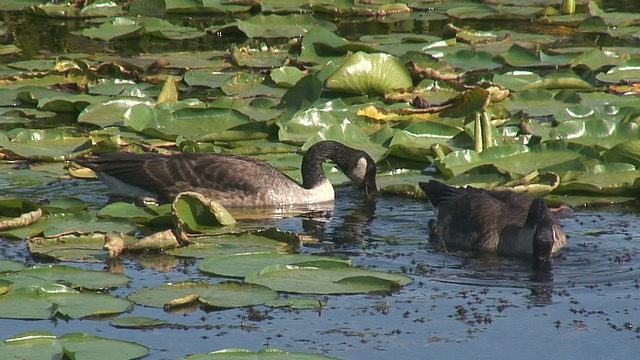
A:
[305,197,377,248]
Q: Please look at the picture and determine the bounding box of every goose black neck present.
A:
[301,141,353,189]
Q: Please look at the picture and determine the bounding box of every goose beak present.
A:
[364,177,378,197]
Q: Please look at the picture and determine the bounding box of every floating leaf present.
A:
[325,52,412,95]
[236,14,336,38]
[172,192,236,233]
[199,253,350,278]
[245,265,412,294]
[167,230,299,258]
[128,280,277,308]
[111,316,168,329]
[0,264,130,291]
[81,17,144,41]
[59,332,149,360]
[27,234,109,263]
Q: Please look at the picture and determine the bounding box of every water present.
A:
[1,183,639,359]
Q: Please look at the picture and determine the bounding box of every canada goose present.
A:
[76,141,377,208]
[418,180,566,264]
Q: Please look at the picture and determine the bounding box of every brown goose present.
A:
[419,180,567,264]
[76,141,377,208]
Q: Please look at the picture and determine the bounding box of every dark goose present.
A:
[76,141,377,208]
[419,180,567,264]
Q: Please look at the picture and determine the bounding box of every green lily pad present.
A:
[558,163,640,195]
[0,211,136,240]
[244,264,413,294]
[0,285,132,320]
[198,281,278,308]
[325,52,413,95]
[59,332,149,360]
[199,253,351,278]
[167,229,300,258]
[438,142,587,178]
[1,128,88,160]
[128,280,278,308]
[236,14,336,38]
[172,192,236,233]
[603,139,640,166]
[1,331,62,359]
[0,264,130,291]
[27,234,109,263]
[596,59,640,83]
[540,119,640,149]
[82,17,143,41]
[0,259,25,273]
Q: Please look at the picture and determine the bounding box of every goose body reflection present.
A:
[76,141,377,208]
[419,180,567,265]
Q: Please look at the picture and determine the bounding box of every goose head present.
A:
[526,198,557,265]
[339,148,378,197]
[303,141,378,197]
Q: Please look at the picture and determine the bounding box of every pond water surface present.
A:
[1,182,639,359]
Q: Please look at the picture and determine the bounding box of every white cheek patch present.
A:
[349,157,369,182]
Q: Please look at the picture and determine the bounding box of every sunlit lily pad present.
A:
[236,14,336,38]
[558,163,640,195]
[596,59,640,83]
[325,52,413,95]
[82,17,144,41]
[437,142,587,178]
[0,331,62,359]
[172,192,237,232]
[1,128,88,160]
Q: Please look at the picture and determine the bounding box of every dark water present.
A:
[1,183,639,359]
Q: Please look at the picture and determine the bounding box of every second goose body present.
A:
[419,180,567,264]
[76,141,377,208]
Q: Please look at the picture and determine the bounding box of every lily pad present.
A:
[128,280,278,308]
[0,284,132,320]
[27,234,109,263]
[0,264,130,290]
[110,316,168,329]
[167,229,300,258]
[244,264,413,294]
[236,14,336,38]
[325,52,413,95]
[172,192,237,232]
[199,253,351,278]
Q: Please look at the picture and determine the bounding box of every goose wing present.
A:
[78,152,294,203]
